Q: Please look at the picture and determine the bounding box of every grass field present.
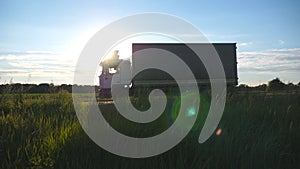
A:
[0,90,299,169]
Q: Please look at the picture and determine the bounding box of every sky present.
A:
[0,0,299,85]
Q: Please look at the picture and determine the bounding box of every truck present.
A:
[99,43,238,98]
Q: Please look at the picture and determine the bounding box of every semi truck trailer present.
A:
[99,43,238,98]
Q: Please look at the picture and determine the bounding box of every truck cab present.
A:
[99,50,131,98]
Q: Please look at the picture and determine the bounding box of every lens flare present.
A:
[216,128,222,136]
[170,91,211,131]
[187,107,196,117]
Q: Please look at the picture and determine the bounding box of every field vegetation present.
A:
[0,78,299,169]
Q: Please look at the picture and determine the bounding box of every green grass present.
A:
[0,90,299,169]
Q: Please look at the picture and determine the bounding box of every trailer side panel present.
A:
[132,43,238,86]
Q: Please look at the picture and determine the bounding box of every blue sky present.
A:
[0,0,299,85]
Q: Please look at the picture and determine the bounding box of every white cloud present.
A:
[237,48,300,85]
[0,51,77,84]
[278,40,285,45]
[1,46,299,85]
[238,42,253,47]
[238,48,300,73]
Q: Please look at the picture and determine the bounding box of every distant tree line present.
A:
[0,83,97,94]
[236,78,300,92]
[0,78,299,94]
